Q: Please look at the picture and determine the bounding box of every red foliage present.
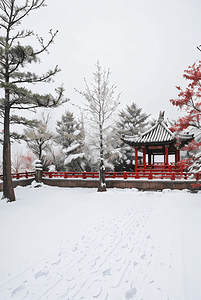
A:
[170,62,201,189]
[182,140,201,151]
[170,61,201,151]
[21,152,35,171]
[170,61,201,134]
[176,157,192,167]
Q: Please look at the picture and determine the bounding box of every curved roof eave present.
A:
[121,137,174,147]
[121,111,194,148]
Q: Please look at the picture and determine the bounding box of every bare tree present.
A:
[24,111,54,164]
[76,62,121,191]
[0,0,68,201]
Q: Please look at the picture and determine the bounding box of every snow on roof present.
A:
[122,112,194,146]
[138,121,174,143]
[122,120,174,144]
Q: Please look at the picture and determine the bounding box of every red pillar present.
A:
[177,149,180,162]
[143,147,146,169]
[175,149,180,163]
[135,148,138,172]
[165,146,169,165]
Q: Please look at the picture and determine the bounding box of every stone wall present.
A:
[0,177,200,192]
[0,178,34,192]
[42,178,200,191]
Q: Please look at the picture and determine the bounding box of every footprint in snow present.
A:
[34,270,49,279]
[51,259,61,266]
[103,268,111,276]
[11,285,29,299]
[125,287,137,299]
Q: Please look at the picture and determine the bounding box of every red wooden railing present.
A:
[0,166,200,182]
[42,170,200,181]
[0,171,35,180]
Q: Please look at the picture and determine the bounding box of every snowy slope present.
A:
[0,185,201,300]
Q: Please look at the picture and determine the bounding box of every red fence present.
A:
[0,171,35,180]
[0,170,199,182]
[42,170,200,181]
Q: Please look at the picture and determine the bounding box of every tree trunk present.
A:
[2,23,15,201]
[3,100,15,202]
[98,159,106,192]
[98,123,106,192]
[39,142,42,160]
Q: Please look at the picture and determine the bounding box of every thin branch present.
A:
[33,30,58,56]
[197,45,201,52]
[11,0,46,27]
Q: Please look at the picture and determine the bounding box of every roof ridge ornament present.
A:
[158,111,165,122]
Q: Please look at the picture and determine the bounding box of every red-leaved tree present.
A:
[170,61,201,186]
[170,61,201,134]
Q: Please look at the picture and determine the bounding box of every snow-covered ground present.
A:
[0,184,201,300]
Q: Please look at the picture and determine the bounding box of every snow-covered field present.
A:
[0,184,201,300]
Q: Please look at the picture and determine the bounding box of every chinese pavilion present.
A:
[121,111,194,172]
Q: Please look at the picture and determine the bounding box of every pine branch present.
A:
[11,65,60,84]
[10,131,26,142]
[10,115,39,127]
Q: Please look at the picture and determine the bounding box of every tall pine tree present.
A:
[0,1,68,201]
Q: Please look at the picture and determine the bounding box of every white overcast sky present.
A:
[6,0,201,124]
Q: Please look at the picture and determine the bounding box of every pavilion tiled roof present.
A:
[125,121,174,144]
[121,111,194,147]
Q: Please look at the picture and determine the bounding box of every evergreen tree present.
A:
[115,102,150,171]
[118,102,150,135]
[0,0,68,201]
[55,110,88,172]
[55,111,80,149]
